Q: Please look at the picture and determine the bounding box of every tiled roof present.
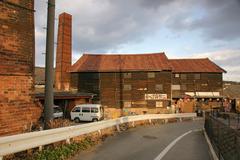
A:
[69,52,172,72]
[169,58,226,73]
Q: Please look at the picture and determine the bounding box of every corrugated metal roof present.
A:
[69,52,172,72]
[169,58,226,73]
[69,53,226,73]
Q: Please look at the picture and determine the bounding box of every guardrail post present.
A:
[98,130,102,136]
[179,118,182,122]
[165,119,168,123]
[132,121,135,127]
[116,124,120,132]
[66,138,71,144]
[149,119,152,124]
[39,145,43,152]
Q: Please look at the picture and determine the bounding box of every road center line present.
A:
[154,130,193,160]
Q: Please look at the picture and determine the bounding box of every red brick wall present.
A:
[0,0,42,136]
[55,13,72,91]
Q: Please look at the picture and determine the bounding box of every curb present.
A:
[203,128,219,160]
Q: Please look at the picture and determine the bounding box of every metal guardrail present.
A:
[204,112,240,160]
[0,113,196,158]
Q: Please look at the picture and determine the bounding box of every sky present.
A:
[35,0,240,82]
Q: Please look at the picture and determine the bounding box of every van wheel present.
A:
[92,118,98,122]
[74,118,80,123]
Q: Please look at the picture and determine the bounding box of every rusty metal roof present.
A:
[69,52,172,72]
[169,58,226,73]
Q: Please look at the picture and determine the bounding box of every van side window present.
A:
[91,108,98,113]
[82,107,90,113]
[72,107,80,112]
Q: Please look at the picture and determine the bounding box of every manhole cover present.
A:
[142,135,158,139]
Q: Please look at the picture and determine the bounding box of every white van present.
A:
[70,104,103,122]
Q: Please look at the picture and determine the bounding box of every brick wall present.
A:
[0,0,42,136]
[55,13,72,91]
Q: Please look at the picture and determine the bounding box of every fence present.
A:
[0,113,196,159]
[204,112,240,160]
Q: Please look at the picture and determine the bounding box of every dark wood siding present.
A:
[172,73,223,98]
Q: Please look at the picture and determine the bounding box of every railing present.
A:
[204,112,240,160]
[0,113,196,159]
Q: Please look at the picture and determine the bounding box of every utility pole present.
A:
[44,0,55,129]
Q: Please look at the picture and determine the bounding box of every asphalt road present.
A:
[72,120,211,160]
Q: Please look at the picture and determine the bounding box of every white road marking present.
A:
[154,130,193,160]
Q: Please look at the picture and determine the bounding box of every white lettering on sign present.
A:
[145,94,167,100]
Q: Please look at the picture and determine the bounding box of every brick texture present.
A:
[0,0,42,136]
[55,12,72,91]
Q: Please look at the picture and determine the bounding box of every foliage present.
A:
[32,137,96,160]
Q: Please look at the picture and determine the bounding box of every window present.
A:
[194,74,200,79]
[82,107,90,113]
[91,108,98,113]
[181,84,187,90]
[181,74,187,80]
[155,84,163,91]
[172,85,180,90]
[174,74,180,78]
[201,83,208,86]
[156,101,163,108]
[124,101,131,107]
[148,72,155,78]
[72,107,80,112]
[123,73,132,78]
[123,84,132,91]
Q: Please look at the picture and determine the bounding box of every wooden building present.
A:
[70,53,172,112]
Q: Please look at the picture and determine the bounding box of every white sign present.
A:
[145,94,167,100]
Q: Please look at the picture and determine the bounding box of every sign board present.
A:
[145,94,167,100]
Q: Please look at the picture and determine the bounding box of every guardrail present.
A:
[0,113,196,159]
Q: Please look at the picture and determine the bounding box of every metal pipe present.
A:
[44,0,55,129]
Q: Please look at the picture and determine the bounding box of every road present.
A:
[72,120,211,160]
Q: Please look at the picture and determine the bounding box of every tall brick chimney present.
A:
[55,13,72,91]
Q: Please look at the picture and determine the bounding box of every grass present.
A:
[32,137,96,160]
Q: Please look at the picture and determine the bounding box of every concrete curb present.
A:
[203,128,219,160]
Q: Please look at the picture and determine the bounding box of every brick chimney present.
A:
[55,12,72,91]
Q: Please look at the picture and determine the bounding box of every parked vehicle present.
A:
[53,105,63,119]
[39,105,63,122]
[70,104,103,122]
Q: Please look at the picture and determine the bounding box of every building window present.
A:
[172,85,180,90]
[174,74,180,78]
[194,74,200,79]
[148,72,155,78]
[124,101,131,107]
[123,73,132,78]
[156,101,163,108]
[123,84,132,91]
[181,84,187,90]
[181,74,187,80]
[155,84,163,91]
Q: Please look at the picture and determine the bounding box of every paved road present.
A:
[72,120,211,160]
